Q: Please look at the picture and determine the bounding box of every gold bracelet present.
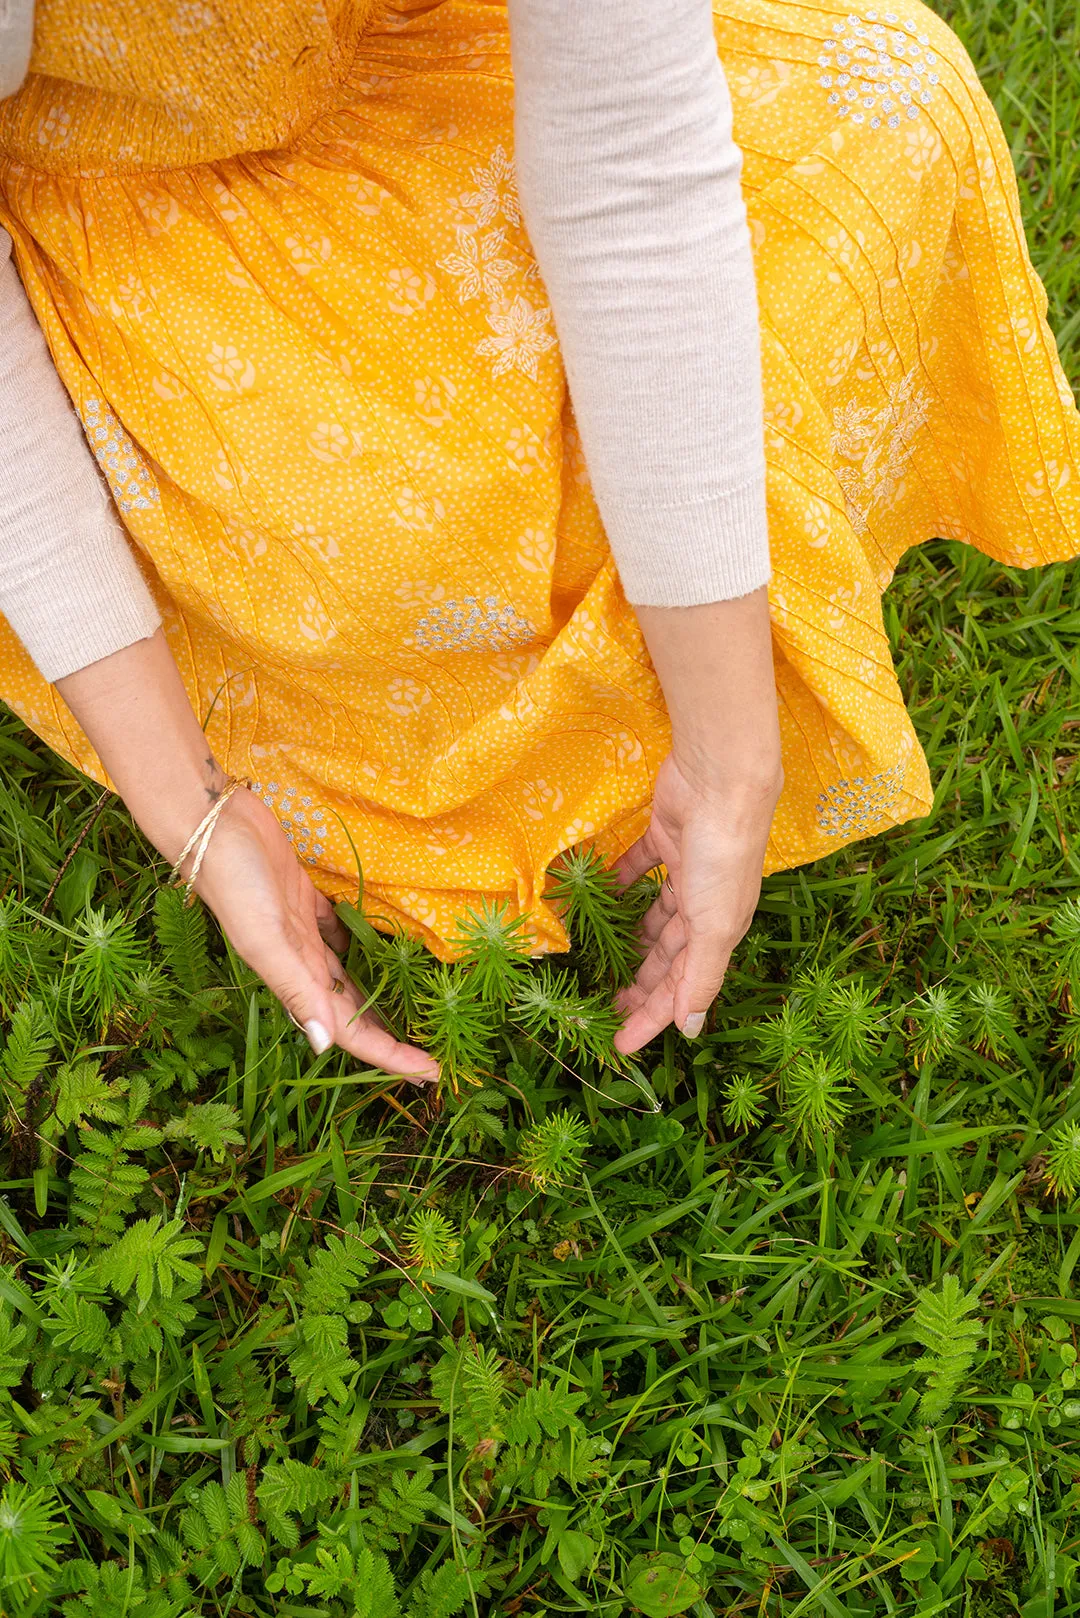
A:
[168,774,250,907]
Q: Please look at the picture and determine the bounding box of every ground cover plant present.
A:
[0,2,1079,1614]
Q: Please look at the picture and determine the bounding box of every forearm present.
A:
[54,628,227,869]
[635,587,782,795]
[0,235,162,683]
[509,0,769,608]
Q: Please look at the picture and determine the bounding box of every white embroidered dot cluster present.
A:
[819,11,940,130]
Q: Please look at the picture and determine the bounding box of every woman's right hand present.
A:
[186,782,439,1082]
[55,628,438,1083]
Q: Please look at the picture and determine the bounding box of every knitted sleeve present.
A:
[0,230,161,683]
[507,0,770,606]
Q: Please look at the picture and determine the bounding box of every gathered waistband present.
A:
[0,0,386,178]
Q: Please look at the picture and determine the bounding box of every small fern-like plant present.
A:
[966,983,1014,1060]
[907,985,964,1069]
[545,845,639,988]
[404,1208,461,1278]
[1050,897,1080,1006]
[68,903,149,1027]
[820,978,888,1068]
[377,926,434,1032]
[1045,1121,1080,1199]
[910,1271,984,1424]
[451,896,533,1003]
[515,1110,589,1190]
[782,1053,852,1143]
[418,964,498,1094]
[721,1072,769,1133]
[753,1000,817,1073]
[511,965,624,1067]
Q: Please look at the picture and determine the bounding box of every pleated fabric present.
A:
[1,0,1077,955]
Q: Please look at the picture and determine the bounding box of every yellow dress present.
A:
[1,0,1077,957]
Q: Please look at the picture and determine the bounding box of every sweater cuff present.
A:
[4,519,162,684]
[598,473,771,607]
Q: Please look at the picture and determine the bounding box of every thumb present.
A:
[263,959,337,1054]
[672,927,731,1039]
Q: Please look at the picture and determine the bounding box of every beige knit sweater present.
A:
[0,0,769,683]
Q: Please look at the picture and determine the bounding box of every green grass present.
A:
[1,2,1079,1614]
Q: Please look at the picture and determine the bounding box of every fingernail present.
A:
[304,1018,332,1054]
[680,1013,705,1039]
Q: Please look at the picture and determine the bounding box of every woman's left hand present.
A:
[610,749,782,1055]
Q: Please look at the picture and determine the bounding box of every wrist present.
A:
[133,753,233,871]
[54,629,234,867]
[671,734,783,803]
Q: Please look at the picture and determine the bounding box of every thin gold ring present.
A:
[663,876,676,895]
[331,976,346,995]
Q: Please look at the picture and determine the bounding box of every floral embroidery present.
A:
[476,296,556,382]
[457,145,521,229]
[410,597,534,653]
[816,759,907,837]
[829,367,930,535]
[820,12,939,130]
[440,148,557,383]
[249,781,328,866]
[80,398,160,514]
[436,226,516,302]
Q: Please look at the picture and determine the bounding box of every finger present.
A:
[319,943,439,1083]
[338,1003,440,1084]
[262,938,439,1083]
[631,911,688,999]
[314,889,351,955]
[614,956,685,1054]
[611,829,661,892]
[671,924,737,1039]
[634,882,679,953]
[614,912,687,1021]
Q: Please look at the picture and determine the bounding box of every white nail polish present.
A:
[681,1012,705,1039]
[304,1018,332,1054]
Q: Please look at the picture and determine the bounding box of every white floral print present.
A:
[505,424,542,473]
[308,421,364,463]
[385,677,432,717]
[207,343,255,393]
[284,233,332,276]
[387,267,436,316]
[170,1,217,34]
[290,522,341,563]
[391,487,445,534]
[297,594,335,644]
[414,374,458,426]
